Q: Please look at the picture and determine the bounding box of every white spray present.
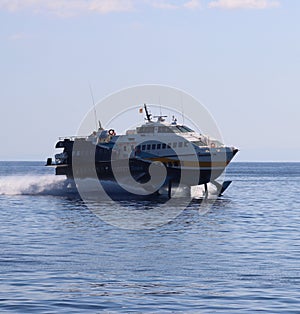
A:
[0,175,67,195]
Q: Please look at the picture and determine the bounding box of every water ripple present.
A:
[0,162,300,312]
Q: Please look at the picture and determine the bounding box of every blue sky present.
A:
[0,0,299,161]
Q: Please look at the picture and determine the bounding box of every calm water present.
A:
[0,162,299,313]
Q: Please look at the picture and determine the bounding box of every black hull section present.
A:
[56,159,226,188]
[50,138,237,195]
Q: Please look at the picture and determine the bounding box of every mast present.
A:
[144,103,152,122]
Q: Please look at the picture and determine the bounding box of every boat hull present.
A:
[50,138,238,196]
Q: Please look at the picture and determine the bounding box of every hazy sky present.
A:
[0,0,299,161]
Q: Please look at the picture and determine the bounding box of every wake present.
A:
[0,175,69,196]
[0,174,222,199]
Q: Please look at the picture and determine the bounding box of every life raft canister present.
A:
[108,129,115,136]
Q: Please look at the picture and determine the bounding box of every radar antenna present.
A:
[153,115,167,122]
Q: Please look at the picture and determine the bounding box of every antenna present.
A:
[181,94,185,125]
[159,96,162,116]
[89,83,98,130]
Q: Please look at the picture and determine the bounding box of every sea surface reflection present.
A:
[0,162,299,313]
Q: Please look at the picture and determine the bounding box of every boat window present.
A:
[173,142,177,148]
[176,126,186,133]
[158,126,175,133]
[147,144,151,150]
[178,142,183,148]
[192,140,206,147]
[162,143,166,149]
[167,143,171,148]
[152,144,156,150]
[124,146,127,151]
[184,141,189,147]
[137,126,155,134]
[152,125,192,133]
[182,125,194,132]
[157,143,161,150]
[142,145,146,151]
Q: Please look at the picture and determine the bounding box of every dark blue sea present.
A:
[0,162,299,313]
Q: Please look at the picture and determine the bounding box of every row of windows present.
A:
[136,125,194,134]
[137,141,189,151]
[137,126,174,133]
